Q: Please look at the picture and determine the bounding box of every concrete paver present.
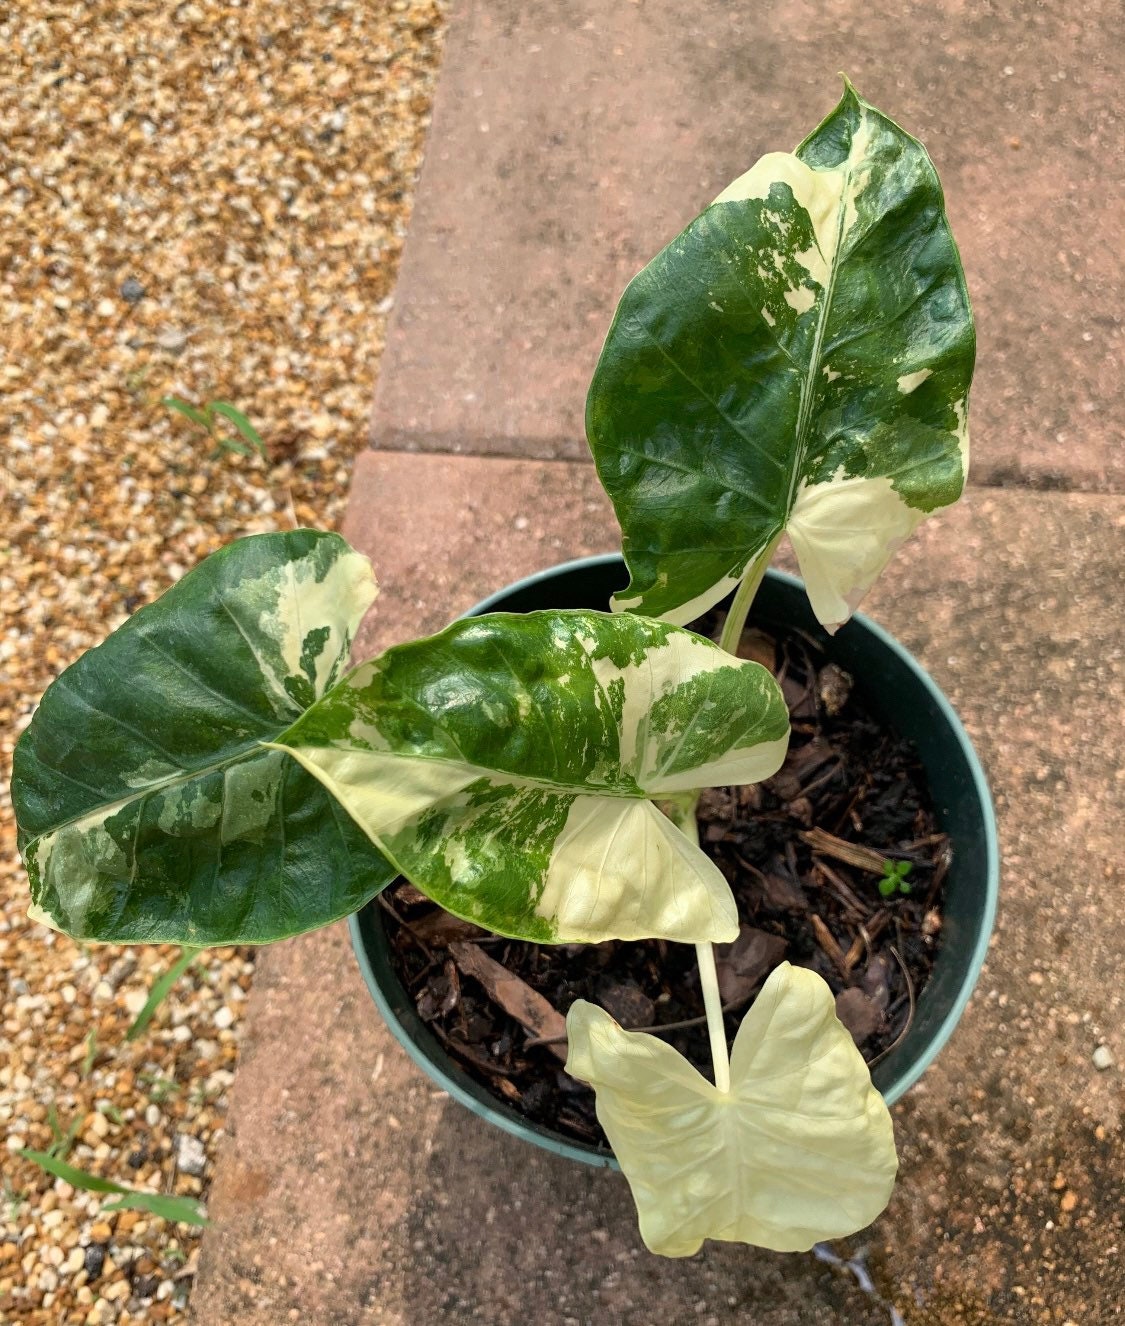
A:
[371,0,1122,491]
[191,462,1123,1325]
[193,0,1125,1318]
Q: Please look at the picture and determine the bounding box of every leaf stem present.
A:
[718,532,783,657]
[695,941,731,1094]
[665,800,731,1093]
[665,538,782,1095]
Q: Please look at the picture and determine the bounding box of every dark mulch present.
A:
[377,612,948,1150]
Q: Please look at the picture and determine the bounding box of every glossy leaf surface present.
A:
[587,82,975,631]
[566,963,898,1255]
[14,531,394,945]
[279,611,789,944]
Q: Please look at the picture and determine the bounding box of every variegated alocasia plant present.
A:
[13,81,972,1261]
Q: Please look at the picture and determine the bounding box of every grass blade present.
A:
[161,396,210,431]
[19,1150,127,1194]
[127,948,200,1042]
[208,403,266,457]
[21,1151,209,1226]
[103,1191,209,1226]
[213,438,254,459]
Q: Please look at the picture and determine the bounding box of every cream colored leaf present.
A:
[786,472,925,633]
[565,962,897,1256]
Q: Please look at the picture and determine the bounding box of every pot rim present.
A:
[350,553,999,1166]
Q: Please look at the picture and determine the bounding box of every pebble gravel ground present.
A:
[0,3,445,1321]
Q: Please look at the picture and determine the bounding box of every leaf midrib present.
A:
[24,740,272,845]
[783,153,855,519]
[271,743,648,802]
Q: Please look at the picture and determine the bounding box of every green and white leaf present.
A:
[277,611,789,945]
[565,962,898,1256]
[587,81,975,631]
[13,531,395,946]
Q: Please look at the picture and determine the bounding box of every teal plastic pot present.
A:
[350,555,999,1168]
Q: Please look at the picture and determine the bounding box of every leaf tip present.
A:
[26,901,62,934]
[836,72,865,108]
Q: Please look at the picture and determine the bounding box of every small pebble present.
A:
[120,277,146,304]
[176,1133,207,1176]
[1092,1044,1114,1070]
[103,1276,131,1301]
[156,327,189,353]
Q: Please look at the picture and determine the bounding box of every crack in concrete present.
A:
[367,439,1124,498]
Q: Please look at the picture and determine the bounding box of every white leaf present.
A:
[565,962,897,1255]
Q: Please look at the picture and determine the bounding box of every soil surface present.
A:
[378,613,948,1151]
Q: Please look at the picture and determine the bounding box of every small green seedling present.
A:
[81,1028,98,1078]
[137,1072,181,1103]
[45,1103,82,1161]
[124,365,151,400]
[3,1176,27,1223]
[162,395,267,461]
[163,1242,188,1269]
[878,859,913,897]
[19,1150,209,1227]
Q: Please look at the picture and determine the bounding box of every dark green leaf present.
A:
[13,531,395,945]
[587,82,975,632]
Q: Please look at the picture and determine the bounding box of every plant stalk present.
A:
[695,940,731,1094]
[718,532,783,657]
[679,535,782,1094]
[665,799,732,1093]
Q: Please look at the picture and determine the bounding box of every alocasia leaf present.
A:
[13,531,395,945]
[565,962,898,1255]
[587,81,975,631]
[277,611,789,945]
